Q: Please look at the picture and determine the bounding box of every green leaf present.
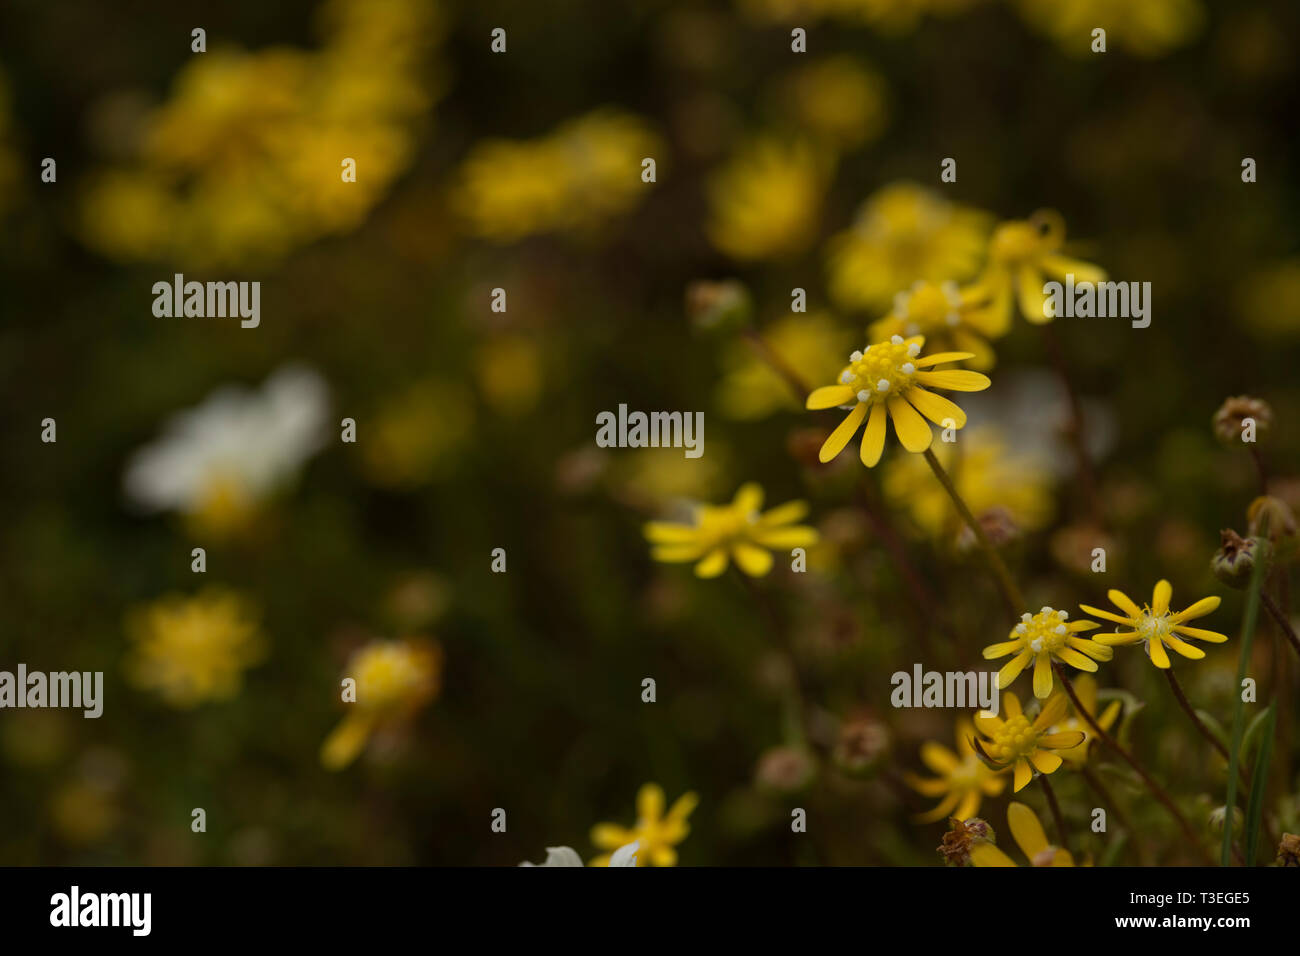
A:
[1240,706,1273,765]
[1194,709,1229,755]
[1244,703,1276,866]
[1222,557,1266,866]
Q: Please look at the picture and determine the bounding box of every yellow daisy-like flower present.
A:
[868,279,1008,370]
[970,802,1076,867]
[1078,581,1228,669]
[905,718,1006,822]
[774,56,889,152]
[972,692,1084,792]
[826,182,989,312]
[969,209,1106,329]
[982,606,1112,699]
[125,588,265,708]
[706,137,833,261]
[320,638,442,770]
[644,482,819,578]
[1017,0,1203,58]
[590,783,698,867]
[805,334,991,467]
[1045,675,1120,769]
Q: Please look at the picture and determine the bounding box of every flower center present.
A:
[989,222,1042,265]
[1013,606,1070,655]
[1136,611,1172,642]
[837,335,919,406]
[988,714,1039,763]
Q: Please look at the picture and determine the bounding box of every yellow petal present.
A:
[1029,750,1062,775]
[1152,579,1172,616]
[1032,654,1053,699]
[1171,624,1228,643]
[732,482,765,514]
[819,403,868,462]
[983,640,1021,660]
[887,395,932,453]
[920,741,960,774]
[1079,603,1133,626]
[1007,801,1048,858]
[1039,254,1106,285]
[637,783,666,822]
[914,369,992,392]
[320,712,376,771]
[1035,692,1069,728]
[970,842,1018,867]
[913,351,977,368]
[905,386,967,428]
[1172,595,1220,622]
[1107,589,1143,618]
[694,548,729,578]
[1148,636,1171,668]
[860,402,888,467]
[756,500,809,526]
[1164,634,1206,660]
[1013,759,1033,792]
[1055,647,1099,672]
[732,542,773,577]
[644,522,699,543]
[806,385,855,410]
[1018,265,1051,323]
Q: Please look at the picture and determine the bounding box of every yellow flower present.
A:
[738,0,984,34]
[1079,581,1228,669]
[868,279,1008,369]
[982,606,1112,699]
[80,0,440,267]
[805,334,990,467]
[644,482,819,578]
[905,718,1006,822]
[125,589,265,707]
[1237,258,1300,339]
[881,425,1054,539]
[707,137,833,261]
[359,380,475,489]
[590,783,697,867]
[1017,0,1203,58]
[826,182,989,312]
[716,313,855,420]
[972,692,1084,792]
[969,209,1106,329]
[970,801,1077,867]
[320,638,441,770]
[452,109,662,241]
[773,56,888,151]
[1046,675,1120,768]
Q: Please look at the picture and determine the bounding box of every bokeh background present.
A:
[1,0,1298,865]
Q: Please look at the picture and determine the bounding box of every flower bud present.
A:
[1247,495,1297,542]
[937,817,995,867]
[832,714,889,778]
[1212,529,1266,590]
[1277,833,1300,867]
[1213,395,1272,444]
[754,745,817,795]
[1208,805,1243,836]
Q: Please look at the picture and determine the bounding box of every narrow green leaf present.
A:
[1240,706,1273,765]
[1194,709,1229,754]
[1243,704,1276,865]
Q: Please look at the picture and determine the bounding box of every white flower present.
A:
[123,364,329,516]
[519,841,638,867]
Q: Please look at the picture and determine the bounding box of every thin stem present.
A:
[1248,445,1268,497]
[922,447,1026,615]
[742,328,811,401]
[1162,667,1229,763]
[1261,591,1300,661]
[1038,772,1069,855]
[1081,764,1147,865]
[1052,662,1209,862]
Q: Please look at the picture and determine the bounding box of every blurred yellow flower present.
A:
[905,718,1006,822]
[1017,0,1203,58]
[868,279,1008,369]
[773,56,888,150]
[969,209,1106,328]
[1080,581,1228,669]
[590,783,697,867]
[881,425,1054,538]
[970,801,1077,867]
[1237,259,1300,339]
[611,442,733,508]
[644,482,819,578]
[707,137,833,261]
[806,334,990,467]
[126,589,265,708]
[982,606,1110,699]
[452,109,662,241]
[359,380,475,489]
[716,313,854,420]
[1045,674,1119,768]
[321,638,441,771]
[738,0,984,33]
[80,0,441,267]
[972,692,1084,792]
[827,182,990,311]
